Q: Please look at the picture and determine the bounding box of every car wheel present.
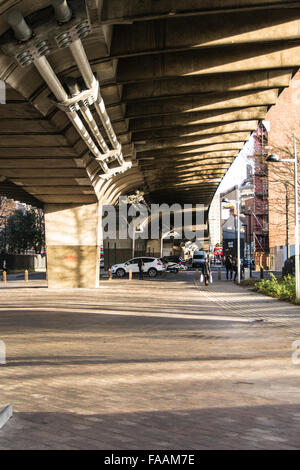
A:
[173,268,179,274]
[148,268,157,278]
[116,268,125,278]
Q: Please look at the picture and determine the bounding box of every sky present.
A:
[216,134,255,194]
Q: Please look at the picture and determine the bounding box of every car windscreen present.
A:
[193,255,205,259]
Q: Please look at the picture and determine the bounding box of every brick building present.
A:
[220,186,248,259]
[219,69,300,272]
[249,125,270,269]
[265,70,300,271]
[219,146,269,270]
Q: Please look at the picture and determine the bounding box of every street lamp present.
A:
[126,190,145,205]
[126,191,150,258]
[222,195,242,282]
[266,135,299,299]
[242,210,253,277]
[160,230,180,258]
[222,179,252,284]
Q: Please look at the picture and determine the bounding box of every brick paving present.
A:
[196,273,300,335]
[0,271,300,449]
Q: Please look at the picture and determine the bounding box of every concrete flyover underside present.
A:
[0,0,300,206]
[0,1,300,286]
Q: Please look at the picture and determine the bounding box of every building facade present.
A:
[250,126,270,269]
[264,70,300,271]
[208,193,221,251]
[220,186,249,260]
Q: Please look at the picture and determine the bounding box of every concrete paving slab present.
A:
[0,406,13,430]
[0,272,300,449]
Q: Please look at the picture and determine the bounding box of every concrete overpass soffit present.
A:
[0,1,299,209]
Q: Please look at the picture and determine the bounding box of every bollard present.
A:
[108,268,112,280]
[218,268,221,280]
[260,267,264,280]
[129,269,132,281]
[24,270,28,282]
[2,271,6,284]
[195,269,199,281]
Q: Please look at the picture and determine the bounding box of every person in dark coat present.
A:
[232,257,238,281]
[224,255,233,280]
[202,257,211,286]
[233,259,243,281]
[137,258,144,280]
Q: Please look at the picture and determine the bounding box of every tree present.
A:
[259,134,300,227]
[0,196,16,253]
[0,196,14,222]
[33,208,45,253]
[248,130,300,252]
[5,208,45,254]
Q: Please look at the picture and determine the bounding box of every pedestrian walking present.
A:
[224,255,232,280]
[202,256,211,286]
[232,258,243,281]
[137,258,144,280]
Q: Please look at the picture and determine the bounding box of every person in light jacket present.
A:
[202,257,211,286]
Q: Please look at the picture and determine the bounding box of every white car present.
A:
[192,251,207,268]
[111,257,167,278]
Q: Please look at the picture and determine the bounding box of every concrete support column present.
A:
[44,203,101,288]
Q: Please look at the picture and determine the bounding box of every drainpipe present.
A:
[68,40,124,164]
[6,4,128,176]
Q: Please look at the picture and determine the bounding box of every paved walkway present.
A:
[0,272,300,449]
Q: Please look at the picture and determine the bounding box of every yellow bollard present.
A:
[195,269,199,281]
[218,268,221,280]
[108,268,112,280]
[25,270,28,282]
[2,271,6,284]
[129,269,132,281]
